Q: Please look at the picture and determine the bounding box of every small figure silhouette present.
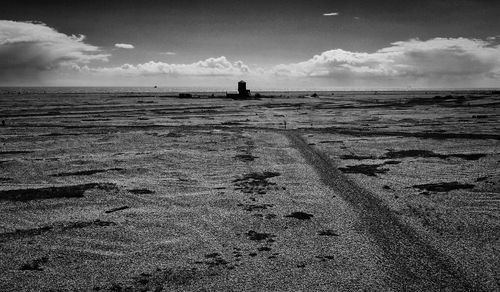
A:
[1,120,5,127]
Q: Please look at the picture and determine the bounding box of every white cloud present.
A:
[323,12,339,16]
[85,56,250,76]
[0,20,108,83]
[161,51,177,55]
[115,43,134,49]
[2,21,500,88]
[270,37,500,86]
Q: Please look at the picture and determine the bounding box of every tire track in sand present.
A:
[284,131,485,291]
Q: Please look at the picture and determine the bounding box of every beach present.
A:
[0,89,499,291]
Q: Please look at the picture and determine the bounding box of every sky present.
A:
[1,0,500,89]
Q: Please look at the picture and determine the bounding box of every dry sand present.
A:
[0,90,499,291]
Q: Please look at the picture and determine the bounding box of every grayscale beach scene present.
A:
[1,1,499,291]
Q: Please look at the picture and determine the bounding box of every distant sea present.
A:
[0,87,498,95]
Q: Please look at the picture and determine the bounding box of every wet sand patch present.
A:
[41,132,82,137]
[340,154,375,160]
[51,168,124,177]
[0,183,117,201]
[98,267,199,291]
[383,149,486,160]
[237,203,273,212]
[20,257,48,271]
[318,229,340,236]
[128,188,155,194]
[0,219,116,242]
[232,171,281,194]
[338,164,389,177]
[234,154,258,162]
[246,230,275,241]
[284,211,314,220]
[413,182,475,192]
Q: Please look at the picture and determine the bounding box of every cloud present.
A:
[323,12,339,16]
[160,51,177,55]
[270,37,500,87]
[0,20,108,83]
[2,21,499,88]
[115,43,134,49]
[84,56,250,76]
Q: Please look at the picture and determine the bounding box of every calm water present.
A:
[1,87,496,96]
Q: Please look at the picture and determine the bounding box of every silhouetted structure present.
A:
[227,80,251,99]
[238,80,250,97]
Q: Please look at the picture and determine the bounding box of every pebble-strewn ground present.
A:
[0,90,498,291]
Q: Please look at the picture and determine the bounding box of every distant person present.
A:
[1,120,5,127]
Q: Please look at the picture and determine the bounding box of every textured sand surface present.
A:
[0,90,498,290]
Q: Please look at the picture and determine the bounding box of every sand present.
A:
[0,89,499,291]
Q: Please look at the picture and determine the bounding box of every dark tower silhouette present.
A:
[238,80,250,97]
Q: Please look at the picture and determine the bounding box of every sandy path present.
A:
[284,131,486,291]
[0,125,491,291]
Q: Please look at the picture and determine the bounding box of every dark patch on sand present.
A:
[20,257,48,271]
[165,132,183,138]
[201,253,228,267]
[401,95,468,107]
[450,153,487,160]
[234,154,258,162]
[221,121,243,125]
[246,230,274,241]
[316,255,335,261]
[340,154,375,160]
[51,168,124,177]
[383,150,486,160]
[318,229,339,236]
[257,246,272,252]
[284,212,314,220]
[233,171,281,194]
[0,219,116,242]
[41,132,81,137]
[0,183,118,201]
[384,160,402,165]
[204,253,221,258]
[317,127,500,140]
[128,188,155,194]
[105,206,130,213]
[265,214,277,219]
[99,267,198,291]
[338,164,389,176]
[61,220,116,229]
[0,226,53,242]
[237,203,274,212]
[413,182,475,192]
[384,150,444,159]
